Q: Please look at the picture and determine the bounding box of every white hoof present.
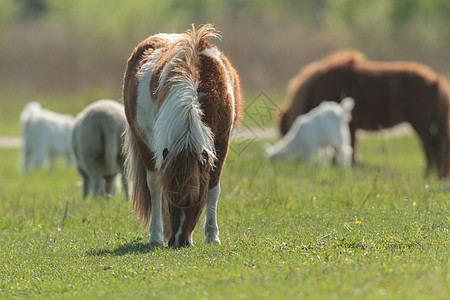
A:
[148,238,165,248]
[205,234,220,245]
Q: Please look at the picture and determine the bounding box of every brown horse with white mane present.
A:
[122,25,242,247]
[280,51,450,179]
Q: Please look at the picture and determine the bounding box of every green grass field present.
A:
[0,133,448,299]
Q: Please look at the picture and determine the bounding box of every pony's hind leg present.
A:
[86,165,103,198]
[121,173,129,200]
[77,167,90,199]
[120,162,129,200]
[433,117,450,178]
[32,144,47,170]
[104,175,118,197]
[410,123,436,177]
[341,145,353,168]
[204,183,221,244]
[22,147,32,173]
[48,153,56,170]
[349,129,360,164]
[302,147,315,164]
[335,142,353,168]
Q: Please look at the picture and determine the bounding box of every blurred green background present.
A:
[1,0,450,101]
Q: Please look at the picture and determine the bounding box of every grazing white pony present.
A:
[71,99,129,199]
[20,102,75,173]
[266,97,355,167]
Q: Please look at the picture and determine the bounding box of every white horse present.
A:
[20,102,74,173]
[71,99,129,199]
[266,97,355,167]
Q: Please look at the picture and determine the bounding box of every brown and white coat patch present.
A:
[123,25,242,247]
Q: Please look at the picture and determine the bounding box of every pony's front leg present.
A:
[146,171,165,247]
[204,183,221,244]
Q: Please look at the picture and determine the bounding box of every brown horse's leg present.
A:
[410,123,436,177]
[416,122,449,179]
[408,98,450,178]
[350,129,359,164]
[435,121,450,178]
[438,139,450,178]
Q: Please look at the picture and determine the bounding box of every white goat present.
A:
[266,97,355,167]
[20,102,74,173]
[71,99,129,199]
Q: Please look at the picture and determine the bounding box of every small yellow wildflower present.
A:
[355,221,362,224]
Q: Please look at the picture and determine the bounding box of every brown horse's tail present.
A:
[123,125,152,227]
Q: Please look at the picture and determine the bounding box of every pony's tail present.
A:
[339,97,355,122]
[123,125,152,227]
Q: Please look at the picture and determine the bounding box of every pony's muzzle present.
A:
[168,236,191,248]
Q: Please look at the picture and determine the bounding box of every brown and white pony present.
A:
[280,51,450,179]
[122,25,242,247]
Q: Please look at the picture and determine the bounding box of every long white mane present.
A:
[152,29,219,169]
[153,74,216,168]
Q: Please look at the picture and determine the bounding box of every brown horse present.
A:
[279,51,450,178]
[122,25,242,247]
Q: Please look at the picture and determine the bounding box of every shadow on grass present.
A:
[86,242,163,256]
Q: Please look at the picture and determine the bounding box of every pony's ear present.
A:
[163,148,169,160]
